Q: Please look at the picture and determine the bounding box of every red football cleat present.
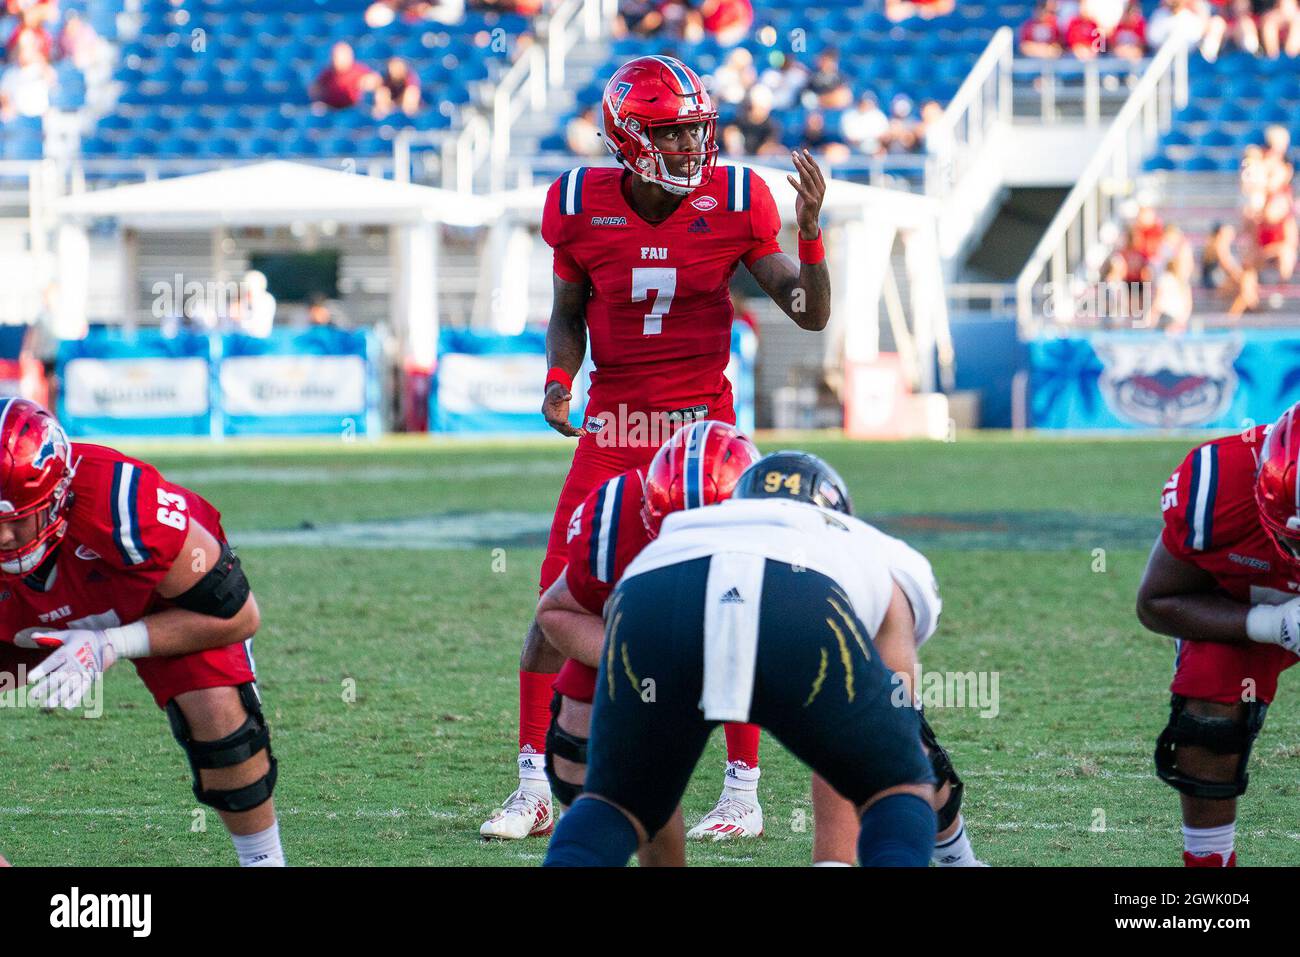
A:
[1183,850,1236,867]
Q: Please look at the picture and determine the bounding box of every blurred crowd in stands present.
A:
[1098,125,1295,331]
[566,43,942,161]
[1020,0,1300,63]
[0,1,104,121]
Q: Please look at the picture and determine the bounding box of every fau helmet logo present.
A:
[33,423,67,469]
[1095,339,1242,429]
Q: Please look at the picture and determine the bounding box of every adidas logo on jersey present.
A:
[720,587,744,604]
[687,216,711,234]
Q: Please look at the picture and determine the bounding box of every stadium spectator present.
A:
[372,57,421,118]
[1020,0,1066,57]
[1241,142,1270,214]
[1211,0,1260,53]
[1201,222,1245,301]
[914,98,948,154]
[758,53,808,110]
[710,46,758,106]
[55,11,104,71]
[886,0,957,21]
[565,105,605,157]
[722,84,784,157]
[232,270,276,339]
[1145,225,1195,333]
[1146,0,1227,61]
[612,0,666,36]
[698,0,753,45]
[879,94,920,153]
[308,294,343,330]
[1108,0,1149,58]
[800,110,849,162]
[0,27,52,120]
[1117,223,1154,283]
[840,91,889,155]
[1064,8,1106,57]
[805,48,852,110]
[6,11,52,63]
[1260,0,1300,56]
[1262,125,1294,194]
[366,0,466,25]
[311,42,380,110]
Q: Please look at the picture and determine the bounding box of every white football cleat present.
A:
[687,793,763,841]
[479,786,554,840]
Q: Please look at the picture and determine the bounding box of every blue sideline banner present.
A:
[58,331,213,437]
[219,328,378,437]
[431,326,756,435]
[1029,330,1300,431]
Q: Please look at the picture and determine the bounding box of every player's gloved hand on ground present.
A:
[1246,597,1300,654]
[25,623,150,710]
[542,381,582,438]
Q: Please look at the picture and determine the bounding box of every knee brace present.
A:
[166,683,278,813]
[544,691,588,808]
[918,709,964,831]
[1154,694,1268,800]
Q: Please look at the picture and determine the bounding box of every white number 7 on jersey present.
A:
[631,267,677,336]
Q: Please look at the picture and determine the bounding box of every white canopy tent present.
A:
[486,162,950,393]
[51,161,498,368]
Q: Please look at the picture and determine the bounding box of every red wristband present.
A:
[545,366,573,393]
[798,230,825,265]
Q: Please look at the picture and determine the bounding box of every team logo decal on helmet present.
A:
[641,420,760,537]
[734,451,855,516]
[601,55,720,196]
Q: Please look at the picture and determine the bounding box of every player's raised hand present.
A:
[542,381,583,438]
[787,149,827,241]
[26,628,120,710]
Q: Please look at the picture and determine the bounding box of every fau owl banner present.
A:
[218,327,378,437]
[1029,330,1300,431]
[430,326,756,434]
[58,330,213,437]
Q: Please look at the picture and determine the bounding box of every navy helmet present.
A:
[733,450,853,516]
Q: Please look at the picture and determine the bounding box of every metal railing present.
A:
[1014,35,1189,333]
[490,43,547,190]
[924,26,1013,201]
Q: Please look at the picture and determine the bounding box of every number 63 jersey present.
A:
[0,443,224,643]
[542,165,783,417]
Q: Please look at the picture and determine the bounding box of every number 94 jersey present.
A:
[0,443,224,642]
[542,165,783,415]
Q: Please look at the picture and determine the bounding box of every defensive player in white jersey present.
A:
[545,452,939,866]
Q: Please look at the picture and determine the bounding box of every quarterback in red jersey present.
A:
[0,399,283,866]
[1137,402,1300,866]
[536,420,761,860]
[483,53,831,838]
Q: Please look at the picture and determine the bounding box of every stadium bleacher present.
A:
[79,0,533,162]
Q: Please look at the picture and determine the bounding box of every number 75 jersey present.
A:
[542,165,783,414]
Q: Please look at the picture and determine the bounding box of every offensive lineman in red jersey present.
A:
[482,53,831,838]
[0,399,283,866]
[1137,402,1300,866]
[537,421,761,859]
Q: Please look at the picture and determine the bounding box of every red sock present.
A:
[519,670,558,755]
[724,722,760,768]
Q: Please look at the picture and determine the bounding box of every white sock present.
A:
[1183,822,1234,862]
[932,815,980,867]
[231,820,285,867]
[518,749,550,793]
[724,761,760,802]
[812,860,852,867]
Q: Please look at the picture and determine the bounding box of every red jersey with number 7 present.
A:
[541,164,783,418]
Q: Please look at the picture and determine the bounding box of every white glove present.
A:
[1246,598,1300,655]
[25,623,150,710]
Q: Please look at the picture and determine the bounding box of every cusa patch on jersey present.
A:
[691,195,718,211]
[590,216,627,226]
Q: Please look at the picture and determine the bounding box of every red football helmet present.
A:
[641,420,760,538]
[0,398,77,575]
[601,55,719,195]
[1257,402,1300,565]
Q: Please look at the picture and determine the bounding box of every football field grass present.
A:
[2,432,1299,866]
